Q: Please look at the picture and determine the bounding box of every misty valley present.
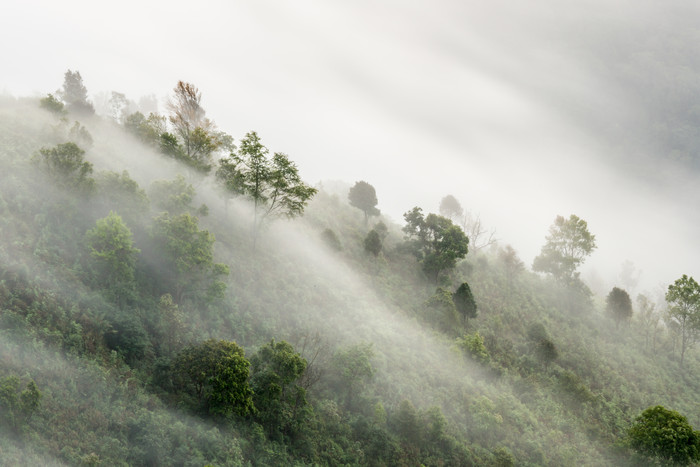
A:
[1,71,700,466]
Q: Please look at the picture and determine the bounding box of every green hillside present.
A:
[0,82,699,466]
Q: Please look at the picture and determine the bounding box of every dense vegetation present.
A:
[1,73,700,466]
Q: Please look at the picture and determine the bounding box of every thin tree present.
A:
[665,275,700,368]
[216,131,317,247]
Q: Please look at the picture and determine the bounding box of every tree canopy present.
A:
[438,194,463,221]
[628,405,700,465]
[34,142,95,193]
[532,214,596,282]
[348,181,380,223]
[606,287,633,329]
[58,70,94,115]
[402,207,469,283]
[173,339,254,417]
[150,212,228,303]
[453,282,478,322]
[85,212,140,306]
[666,275,700,367]
[216,131,317,245]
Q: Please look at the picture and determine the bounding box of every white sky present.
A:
[2,0,698,295]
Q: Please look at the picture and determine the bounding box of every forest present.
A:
[0,71,699,466]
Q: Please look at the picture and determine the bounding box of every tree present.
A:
[425,287,460,333]
[0,376,41,434]
[348,181,380,223]
[453,282,477,323]
[58,70,94,115]
[665,275,700,368]
[94,170,149,224]
[173,339,254,417]
[499,245,524,280]
[532,214,596,282]
[216,131,317,246]
[364,229,383,257]
[402,207,469,283]
[167,81,220,172]
[606,287,633,329]
[149,175,204,216]
[249,340,309,440]
[628,405,700,465]
[637,294,661,351]
[33,142,95,193]
[438,194,463,221]
[124,111,166,147]
[150,212,228,303]
[527,323,557,369]
[85,212,140,306]
[330,343,375,410]
[39,93,67,116]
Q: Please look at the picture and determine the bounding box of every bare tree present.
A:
[167,81,219,169]
[461,212,497,252]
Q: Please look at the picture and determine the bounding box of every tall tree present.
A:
[249,340,309,440]
[85,212,140,306]
[348,181,380,224]
[167,81,220,172]
[453,282,477,323]
[402,207,469,283]
[438,194,463,221]
[58,70,94,115]
[216,131,317,247]
[665,275,700,368]
[532,214,596,282]
[150,213,228,303]
[606,287,633,329]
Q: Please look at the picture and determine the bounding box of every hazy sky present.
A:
[2,0,698,293]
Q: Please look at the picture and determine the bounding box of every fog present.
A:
[2,2,699,295]
[0,104,627,463]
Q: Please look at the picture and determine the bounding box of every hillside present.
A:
[0,90,699,466]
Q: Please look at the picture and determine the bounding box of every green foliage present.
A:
[150,212,228,303]
[532,214,596,282]
[85,212,140,306]
[348,181,380,223]
[124,111,166,146]
[425,287,460,333]
[216,131,317,244]
[606,286,633,329]
[250,340,309,441]
[363,228,382,257]
[666,275,700,367]
[457,331,489,364]
[149,175,203,216]
[174,339,254,417]
[33,142,95,193]
[454,282,478,322]
[0,375,41,434]
[330,343,375,410]
[628,405,700,465]
[94,170,149,223]
[167,81,220,172]
[39,93,67,116]
[402,207,469,283]
[58,69,94,115]
[69,121,93,148]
